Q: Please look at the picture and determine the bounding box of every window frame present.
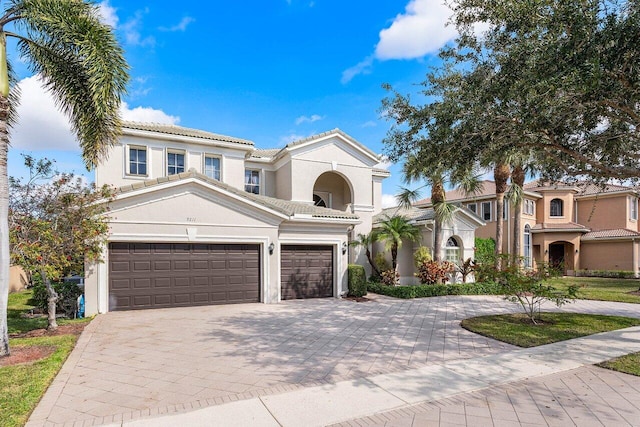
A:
[466,203,477,214]
[549,198,564,217]
[630,196,638,221]
[481,201,492,221]
[502,201,508,220]
[445,237,461,264]
[524,199,535,216]
[244,169,261,194]
[523,224,532,268]
[166,149,186,176]
[203,155,221,181]
[127,145,148,177]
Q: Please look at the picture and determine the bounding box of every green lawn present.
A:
[548,276,640,304]
[598,352,640,376]
[2,289,90,427]
[461,312,640,348]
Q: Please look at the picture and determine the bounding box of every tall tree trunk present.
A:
[391,244,398,271]
[431,178,445,262]
[511,165,526,268]
[0,96,9,357]
[365,248,380,276]
[41,270,59,331]
[494,162,510,270]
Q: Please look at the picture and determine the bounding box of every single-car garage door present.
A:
[109,243,260,311]
[281,245,333,300]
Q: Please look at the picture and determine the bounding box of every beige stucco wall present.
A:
[580,240,637,272]
[275,161,292,201]
[531,231,582,271]
[576,195,638,231]
[536,191,575,224]
[9,265,28,293]
[95,135,250,190]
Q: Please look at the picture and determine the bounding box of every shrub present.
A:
[496,263,576,324]
[347,264,367,297]
[575,269,637,279]
[413,246,432,268]
[456,258,474,283]
[374,252,390,273]
[30,281,82,318]
[380,269,399,286]
[474,237,495,263]
[367,281,502,298]
[415,260,455,285]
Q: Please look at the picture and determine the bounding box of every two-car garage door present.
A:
[109,243,260,311]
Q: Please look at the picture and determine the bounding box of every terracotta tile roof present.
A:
[582,228,640,240]
[373,206,436,225]
[116,171,359,221]
[249,149,281,159]
[530,222,590,232]
[284,128,380,159]
[122,121,255,146]
[525,179,635,196]
[415,181,498,206]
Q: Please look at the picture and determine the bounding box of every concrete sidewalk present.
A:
[105,325,640,427]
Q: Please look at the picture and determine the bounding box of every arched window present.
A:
[524,225,532,268]
[550,198,564,217]
[445,237,460,263]
[313,194,327,207]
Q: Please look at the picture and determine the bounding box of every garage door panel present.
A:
[281,245,333,300]
[109,243,260,311]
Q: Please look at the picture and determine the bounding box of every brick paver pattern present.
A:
[26,295,640,426]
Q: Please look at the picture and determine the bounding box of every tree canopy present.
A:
[383,0,640,183]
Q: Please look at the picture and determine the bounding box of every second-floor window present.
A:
[466,203,477,214]
[204,156,221,180]
[167,151,185,175]
[245,169,260,194]
[524,199,535,215]
[550,198,564,217]
[129,147,147,176]
[481,201,492,221]
[630,196,638,221]
[502,202,508,220]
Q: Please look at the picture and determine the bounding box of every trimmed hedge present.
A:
[367,281,502,299]
[575,270,637,279]
[348,264,368,297]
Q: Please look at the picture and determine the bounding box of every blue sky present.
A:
[9,0,461,206]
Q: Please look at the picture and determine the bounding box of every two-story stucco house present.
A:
[416,180,640,275]
[84,122,390,315]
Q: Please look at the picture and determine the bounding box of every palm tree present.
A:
[492,161,511,269]
[350,232,380,277]
[376,215,420,272]
[0,0,128,357]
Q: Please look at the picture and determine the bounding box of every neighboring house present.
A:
[372,206,485,285]
[416,180,640,275]
[84,122,389,315]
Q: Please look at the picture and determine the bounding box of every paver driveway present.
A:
[27,295,640,427]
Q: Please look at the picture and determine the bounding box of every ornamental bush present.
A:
[380,269,399,286]
[30,281,83,318]
[367,281,502,298]
[415,260,455,284]
[347,264,367,297]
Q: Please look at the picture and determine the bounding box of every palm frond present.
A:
[13,0,129,169]
[434,200,457,225]
[395,186,422,210]
[506,182,524,205]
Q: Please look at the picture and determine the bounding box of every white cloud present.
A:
[11,76,178,151]
[375,157,392,170]
[295,114,323,125]
[159,16,195,32]
[120,102,180,124]
[279,133,308,146]
[97,1,119,28]
[341,55,374,84]
[121,9,155,47]
[375,0,457,60]
[382,194,399,208]
[361,120,377,128]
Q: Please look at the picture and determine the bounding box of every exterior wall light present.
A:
[268,242,275,255]
[342,242,348,254]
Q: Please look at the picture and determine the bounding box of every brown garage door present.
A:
[281,245,333,300]
[109,243,260,311]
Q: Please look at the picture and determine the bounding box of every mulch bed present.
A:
[343,296,374,302]
[628,290,640,296]
[1,323,88,367]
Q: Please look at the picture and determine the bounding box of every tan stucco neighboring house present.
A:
[416,180,640,276]
[85,122,391,315]
[372,206,485,284]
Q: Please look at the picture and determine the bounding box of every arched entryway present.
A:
[313,172,353,212]
[548,241,575,274]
